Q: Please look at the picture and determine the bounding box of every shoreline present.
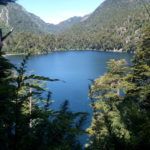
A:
[3,49,134,56]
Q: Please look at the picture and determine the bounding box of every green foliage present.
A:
[87,26,150,150]
[0,53,88,150]
[3,32,57,54]
[0,2,88,149]
[1,0,150,54]
[87,59,130,150]
[0,3,82,35]
[1,1,150,150]
[0,2,52,34]
[0,37,15,150]
[62,0,150,52]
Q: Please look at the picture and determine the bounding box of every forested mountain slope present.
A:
[0,2,52,33]
[62,0,150,52]
[0,2,83,34]
[1,0,150,54]
[50,16,83,34]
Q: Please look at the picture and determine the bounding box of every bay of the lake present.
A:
[7,50,133,145]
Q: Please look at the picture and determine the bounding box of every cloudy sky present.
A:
[17,0,105,24]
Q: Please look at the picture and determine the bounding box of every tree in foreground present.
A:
[0,53,88,150]
[87,59,130,150]
[0,1,88,149]
[87,26,150,150]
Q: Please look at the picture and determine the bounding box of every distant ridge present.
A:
[1,0,150,53]
[0,2,84,34]
[63,0,150,52]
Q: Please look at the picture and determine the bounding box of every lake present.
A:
[6,50,133,144]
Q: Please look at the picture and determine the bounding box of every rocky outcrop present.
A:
[0,7,9,26]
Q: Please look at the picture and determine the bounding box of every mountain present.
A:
[62,0,150,52]
[49,16,83,34]
[0,2,51,33]
[0,2,83,34]
[1,0,150,54]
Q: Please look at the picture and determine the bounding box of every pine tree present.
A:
[87,59,130,150]
[121,26,150,150]
[87,26,150,150]
[0,2,88,149]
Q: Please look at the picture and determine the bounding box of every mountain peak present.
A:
[0,2,85,34]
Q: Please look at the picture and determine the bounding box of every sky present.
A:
[17,0,105,24]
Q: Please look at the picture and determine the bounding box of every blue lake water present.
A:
[7,50,133,144]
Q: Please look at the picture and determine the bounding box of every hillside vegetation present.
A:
[0,0,150,149]
[1,0,150,54]
[0,2,83,34]
[0,2,51,33]
[62,0,150,52]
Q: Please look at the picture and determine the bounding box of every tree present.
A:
[0,2,16,149]
[0,53,88,150]
[121,26,150,149]
[87,26,150,150]
[87,59,130,150]
[0,1,88,149]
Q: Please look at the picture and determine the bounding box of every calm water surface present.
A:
[7,51,133,144]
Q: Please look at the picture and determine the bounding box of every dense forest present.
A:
[1,25,150,150]
[87,26,150,150]
[0,0,150,54]
[62,0,150,52]
[0,0,150,150]
[0,2,83,34]
[0,3,88,150]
